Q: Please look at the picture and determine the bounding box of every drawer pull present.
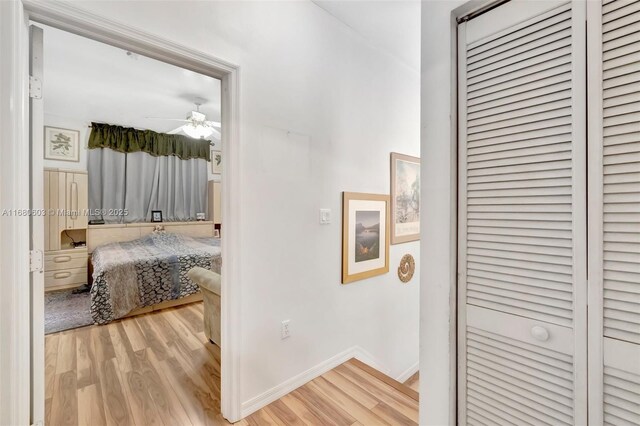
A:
[53,271,72,279]
[53,256,72,263]
[531,326,550,342]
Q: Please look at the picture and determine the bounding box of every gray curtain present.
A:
[88,148,126,223]
[89,148,208,223]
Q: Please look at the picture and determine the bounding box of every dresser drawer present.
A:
[45,249,87,271]
[45,266,87,290]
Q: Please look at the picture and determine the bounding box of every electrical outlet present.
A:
[281,319,291,339]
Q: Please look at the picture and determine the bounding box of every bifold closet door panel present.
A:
[458,1,587,424]
[602,0,640,349]
[590,0,640,424]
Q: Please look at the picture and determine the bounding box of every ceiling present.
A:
[42,24,221,139]
[311,0,421,71]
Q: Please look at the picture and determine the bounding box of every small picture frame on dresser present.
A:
[151,210,163,223]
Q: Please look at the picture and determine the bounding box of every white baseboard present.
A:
[240,346,417,419]
[396,360,420,384]
[240,346,359,418]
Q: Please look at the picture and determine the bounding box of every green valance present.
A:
[88,122,211,161]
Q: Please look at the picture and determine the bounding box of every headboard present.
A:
[87,221,215,253]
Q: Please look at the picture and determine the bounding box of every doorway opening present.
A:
[22,3,242,423]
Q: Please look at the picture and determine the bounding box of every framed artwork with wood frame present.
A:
[342,192,390,284]
[390,152,420,244]
[44,126,80,162]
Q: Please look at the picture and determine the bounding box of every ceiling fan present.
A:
[147,102,221,140]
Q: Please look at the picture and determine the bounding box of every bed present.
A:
[90,232,221,324]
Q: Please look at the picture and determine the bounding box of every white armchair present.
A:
[187,267,221,346]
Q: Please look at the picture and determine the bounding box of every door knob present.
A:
[531,326,550,342]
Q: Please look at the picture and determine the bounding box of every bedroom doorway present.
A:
[21,3,242,424]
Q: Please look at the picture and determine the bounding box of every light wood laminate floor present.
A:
[46,302,419,426]
[403,372,419,393]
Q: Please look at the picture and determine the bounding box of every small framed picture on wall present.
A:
[211,150,222,174]
[390,152,420,244]
[151,210,163,223]
[342,192,390,284]
[44,126,80,162]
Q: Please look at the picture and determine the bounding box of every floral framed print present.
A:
[44,126,80,162]
[342,192,390,284]
[390,152,420,244]
[211,150,222,174]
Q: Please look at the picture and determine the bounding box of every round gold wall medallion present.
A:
[398,254,415,283]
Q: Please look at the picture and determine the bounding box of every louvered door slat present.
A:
[468,82,572,115]
[604,0,640,22]
[589,2,640,423]
[602,340,640,425]
[459,2,586,424]
[468,7,571,60]
[602,0,640,346]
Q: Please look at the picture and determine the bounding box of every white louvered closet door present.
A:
[589,0,640,424]
[457,2,587,424]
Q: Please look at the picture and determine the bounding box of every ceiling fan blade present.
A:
[145,117,190,122]
[205,121,222,128]
[166,125,184,134]
[209,127,222,138]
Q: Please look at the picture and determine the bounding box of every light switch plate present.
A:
[319,208,331,224]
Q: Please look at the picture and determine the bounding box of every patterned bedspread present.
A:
[90,232,221,324]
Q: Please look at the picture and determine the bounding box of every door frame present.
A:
[4,0,244,423]
[446,2,507,424]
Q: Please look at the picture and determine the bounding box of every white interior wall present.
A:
[59,0,421,410]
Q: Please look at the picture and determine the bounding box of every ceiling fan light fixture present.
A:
[183,123,214,139]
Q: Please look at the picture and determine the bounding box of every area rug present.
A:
[45,286,93,334]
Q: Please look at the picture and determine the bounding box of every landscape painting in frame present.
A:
[342,192,390,284]
[390,152,420,244]
[44,126,80,162]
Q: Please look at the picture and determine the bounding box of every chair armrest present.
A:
[187,267,221,296]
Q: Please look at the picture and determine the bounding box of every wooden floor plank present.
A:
[309,376,390,425]
[92,325,115,363]
[279,393,327,425]
[120,359,164,426]
[45,397,52,426]
[145,348,194,426]
[162,354,221,425]
[46,303,418,426]
[322,369,381,409]
[76,327,98,389]
[77,383,107,426]
[108,323,133,373]
[49,370,78,426]
[372,401,418,426]
[147,309,180,344]
[404,372,420,393]
[44,334,60,399]
[55,331,77,374]
[245,408,280,426]
[294,384,356,425]
[348,358,419,401]
[163,309,204,351]
[135,313,171,361]
[335,363,419,422]
[120,316,147,352]
[262,399,305,426]
[99,357,135,426]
